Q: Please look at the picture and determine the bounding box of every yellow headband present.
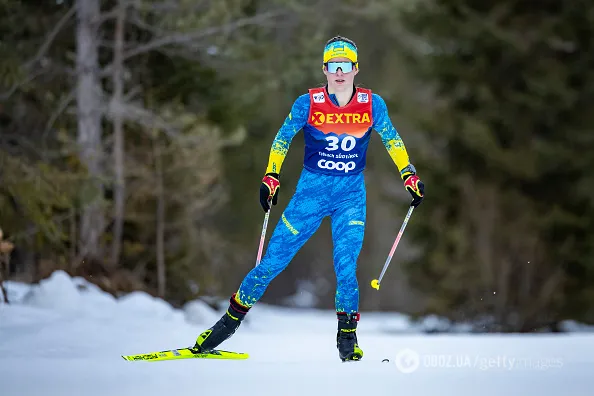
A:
[323,40,358,65]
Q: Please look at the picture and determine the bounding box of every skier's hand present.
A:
[260,173,280,212]
[403,174,424,208]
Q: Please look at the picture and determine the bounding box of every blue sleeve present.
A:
[372,93,415,177]
[265,94,310,174]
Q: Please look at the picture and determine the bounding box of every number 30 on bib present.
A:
[325,136,356,152]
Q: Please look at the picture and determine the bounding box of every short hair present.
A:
[325,35,357,50]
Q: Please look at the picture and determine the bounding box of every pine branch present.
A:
[0,5,75,101]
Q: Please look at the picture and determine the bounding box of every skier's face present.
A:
[323,57,358,92]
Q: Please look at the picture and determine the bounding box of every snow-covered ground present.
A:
[1,270,593,396]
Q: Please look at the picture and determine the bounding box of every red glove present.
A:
[404,174,424,207]
[260,173,280,212]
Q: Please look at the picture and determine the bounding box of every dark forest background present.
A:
[2,0,594,332]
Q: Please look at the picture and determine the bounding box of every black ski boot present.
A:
[337,312,363,362]
[194,294,249,352]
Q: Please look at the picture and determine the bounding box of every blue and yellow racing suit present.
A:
[235,86,415,313]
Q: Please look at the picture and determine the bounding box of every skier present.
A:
[193,35,424,362]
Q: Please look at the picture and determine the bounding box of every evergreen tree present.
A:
[398,0,594,330]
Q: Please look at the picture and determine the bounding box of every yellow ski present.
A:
[122,347,249,362]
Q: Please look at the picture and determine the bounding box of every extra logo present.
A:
[313,92,325,103]
[311,112,371,126]
[357,92,369,103]
[317,159,356,173]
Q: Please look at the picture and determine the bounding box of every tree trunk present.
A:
[76,0,104,262]
[0,258,8,304]
[110,0,126,268]
[154,140,166,298]
[69,206,77,268]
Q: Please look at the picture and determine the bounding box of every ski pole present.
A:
[371,204,415,290]
[255,199,272,267]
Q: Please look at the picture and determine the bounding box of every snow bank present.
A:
[118,291,184,322]
[2,270,190,323]
[559,320,594,333]
[21,270,82,313]
[2,270,593,334]
[183,299,222,325]
[1,279,32,304]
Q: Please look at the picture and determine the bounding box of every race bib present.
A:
[302,87,373,176]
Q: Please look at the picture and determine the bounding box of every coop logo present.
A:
[311,112,371,126]
[317,159,356,173]
[313,92,325,103]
